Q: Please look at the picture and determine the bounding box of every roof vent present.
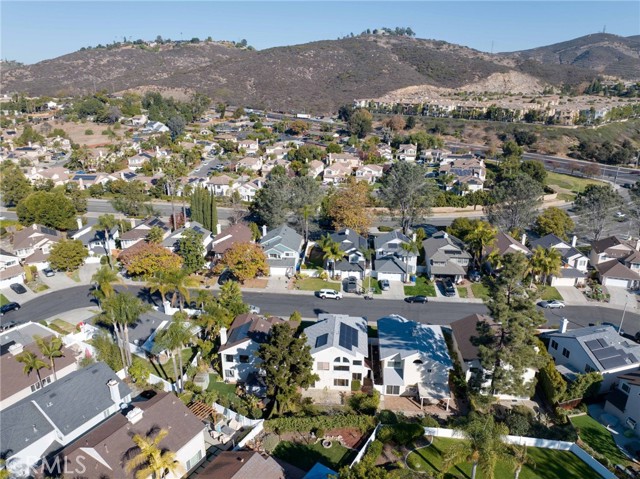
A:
[126,407,144,424]
[9,343,23,356]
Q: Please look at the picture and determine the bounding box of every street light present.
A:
[619,294,630,335]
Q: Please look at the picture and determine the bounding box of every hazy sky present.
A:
[2,1,639,64]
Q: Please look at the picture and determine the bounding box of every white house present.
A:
[207,174,238,197]
[0,363,131,475]
[69,218,119,263]
[396,144,417,162]
[528,234,589,287]
[604,371,640,435]
[219,314,287,385]
[373,230,418,282]
[237,178,264,202]
[308,160,325,178]
[327,152,361,168]
[57,391,206,479]
[323,163,352,184]
[118,217,170,250]
[590,236,640,289]
[162,221,213,254]
[259,225,304,277]
[355,165,384,184]
[439,158,486,195]
[0,248,24,288]
[377,315,453,409]
[304,314,369,391]
[546,324,640,392]
[238,139,259,155]
[235,156,263,173]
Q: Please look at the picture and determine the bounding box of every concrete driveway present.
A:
[607,286,638,312]
[555,286,589,306]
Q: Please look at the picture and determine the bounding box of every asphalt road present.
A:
[5,285,639,339]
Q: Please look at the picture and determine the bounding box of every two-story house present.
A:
[396,144,417,162]
[439,158,486,195]
[207,175,238,197]
[235,156,263,173]
[56,392,206,479]
[327,228,368,280]
[219,314,286,387]
[373,230,418,282]
[304,314,369,391]
[162,221,213,254]
[259,225,304,277]
[529,234,589,287]
[210,223,253,260]
[237,178,264,202]
[0,248,24,288]
[546,324,640,392]
[12,224,64,270]
[323,163,353,184]
[604,371,640,435]
[68,218,119,263]
[355,165,384,184]
[378,315,453,409]
[376,144,393,161]
[238,139,259,155]
[118,217,170,250]
[327,152,361,169]
[307,160,325,179]
[0,363,131,473]
[590,236,640,289]
[422,231,471,283]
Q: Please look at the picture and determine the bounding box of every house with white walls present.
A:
[604,371,640,435]
[259,225,304,277]
[590,236,640,289]
[0,248,24,288]
[529,234,589,287]
[0,363,131,475]
[56,392,206,479]
[118,217,170,250]
[326,228,368,280]
[162,221,213,254]
[304,314,369,391]
[373,230,418,282]
[422,231,471,283]
[546,324,640,392]
[377,315,453,409]
[396,144,417,162]
[219,313,286,385]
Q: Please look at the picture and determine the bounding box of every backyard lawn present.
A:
[404,276,436,297]
[570,414,633,467]
[207,375,238,402]
[273,440,356,471]
[295,277,341,292]
[0,294,9,306]
[538,285,563,301]
[406,437,598,479]
[470,283,490,300]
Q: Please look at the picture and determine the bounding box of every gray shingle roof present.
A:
[260,225,303,253]
[373,230,411,251]
[0,401,54,458]
[329,228,368,253]
[422,232,470,261]
[374,256,407,274]
[305,314,368,357]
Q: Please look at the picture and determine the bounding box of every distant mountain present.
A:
[501,33,640,79]
[3,33,639,113]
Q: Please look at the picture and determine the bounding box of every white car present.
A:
[248,304,260,314]
[615,211,626,219]
[317,289,342,300]
[539,300,565,309]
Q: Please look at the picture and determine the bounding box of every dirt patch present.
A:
[242,278,268,288]
[325,427,366,449]
[32,120,123,148]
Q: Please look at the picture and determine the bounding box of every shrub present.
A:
[263,434,279,453]
[349,391,379,415]
[129,357,150,385]
[315,427,325,438]
[505,409,532,436]
[378,225,394,232]
[351,380,362,392]
[364,440,384,463]
[378,409,398,424]
[420,415,439,428]
[391,422,424,445]
[264,414,375,434]
[377,425,394,444]
[85,129,94,135]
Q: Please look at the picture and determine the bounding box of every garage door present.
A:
[604,277,630,288]
[376,272,403,282]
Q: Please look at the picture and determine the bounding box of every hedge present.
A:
[264,414,375,434]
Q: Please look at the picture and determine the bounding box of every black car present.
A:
[405,295,428,303]
[443,279,456,297]
[217,270,236,285]
[0,302,21,316]
[468,270,481,282]
[9,283,27,294]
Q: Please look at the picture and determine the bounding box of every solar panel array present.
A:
[585,337,639,370]
[315,333,328,348]
[338,323,358,351]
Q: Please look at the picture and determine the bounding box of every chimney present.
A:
[107,379,121,405]
[76,217,83,230]
[9,343,23,356]
[262,224,267,237]
[521,233,527,246]
[636,239,640,252]
[219,327,228,346]
[126,407,144,424]
[130,218,136,229]
[216,223,222,235]
[412,233,417,242]
[560,317,569,334]
[571,235,577,248]
[345,228,350,235]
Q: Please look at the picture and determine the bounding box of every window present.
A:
[550,340,558,350]
[224,369,235,378]
[334,379,349,387]
[334,357,342,362]
[225,354,234,363]
[317,362,330,371]
[388,360,402,369]
[413,359,423,365]
[353,360,362,366]
[386,385,400,395]
[334,365,350,371]
[562,348,570,358]
[239,355,249,364]
[186,450,203,471]
[622,383,631,393]
[626,417,637,429]
[352,373,362,381]
[30,382,42,392]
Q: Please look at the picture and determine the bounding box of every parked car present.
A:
[316,289,342,300]
[248,304,261,314]
[538,300,565,309]
[0,302,21,317]
[43,268,55,277]
[405,295,428,303]
[217,270,235,285]
[443,279,456,297]
[634,331,640,344]
[0,320,17,330]
[468,270,481,283]
[9,283,27,294]
[380,279,390,291]
[344,277,358,293]
[615,211,626,219]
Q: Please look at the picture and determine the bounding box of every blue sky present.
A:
[2,1,639,64]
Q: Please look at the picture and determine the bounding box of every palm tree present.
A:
[16,350,49,388]
[35,335,64,382]
[487,250,505,272]
[439,172,456,191]
[164,269,199,311]
[467,222,497,268]
[125,428,182,479]
[91,265,121,305]
[528,247,547,286]
[400,239,420,282]
[155,313,193,393]
[442,413,509,479]
[529,247,562,285]
[196,302,231,341]
[318,235,343,278]
[511,445,535,479]
[94,214,118,269]
[101,292,151,370]
[147,270,173,305]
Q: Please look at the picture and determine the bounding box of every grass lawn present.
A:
[457,287,468,298]
[557,192,576,202]
[66,270,81,283]
[570,415,632,467]
[404,276,436,297]
[546,171,603,194]
[538,285,563,301]
[30,283,50,293]
[0,294,9,306]
[48,319,77,335]
[363,277,382,294]
[207,376,238,402]
[406,437,598,479]
[273,440,356,471]
[295,277,341,292]
[470,283,489,300]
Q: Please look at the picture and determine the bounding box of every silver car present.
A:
[539,300,565,309]
[380,279,390,291]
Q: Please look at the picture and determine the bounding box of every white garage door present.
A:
[376,272,403,282]
[604,277,630,288]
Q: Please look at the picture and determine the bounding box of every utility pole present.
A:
[619,294,629,334]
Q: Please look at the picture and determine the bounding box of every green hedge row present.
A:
[265,414,375,434]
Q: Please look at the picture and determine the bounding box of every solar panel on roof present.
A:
[315,333,328,348]
[593,347,618,360]
[597,338,609,348]
[42,227,57,236]
[585,340,601,351]
[600,356,629,370]
[339,323,358,351]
